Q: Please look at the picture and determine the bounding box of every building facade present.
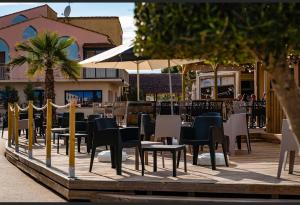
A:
[0,4,128,116]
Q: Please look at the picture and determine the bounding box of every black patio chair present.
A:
[1,112,8,138]
[138,114,155,141]
[89,118,142,175]
[179,115,229,170]
[86,114,101,153]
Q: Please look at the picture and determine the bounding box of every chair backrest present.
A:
[193,116,223,141]
[75,121,87,132]
[87,114,101,122]
[227,113,248,136]
[94,118,118,131]
[281,119,300,152]
[201,112,221,116]
[232,101,246,114]
[154,115,181,141]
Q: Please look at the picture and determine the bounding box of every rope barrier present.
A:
[17,105,29,112]
[50,102,70,109]
[32,103,48,111]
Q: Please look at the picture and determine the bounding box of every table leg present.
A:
[66,136,69,155]
[237,136,241,150]
[172,151,176,177]
[145,151,149,165]
[135,146,139,170]
[57,133,59,154]
[153,151,157,172]
[77,137,81,153]
[141,149,145,176]
[183,147,187,173]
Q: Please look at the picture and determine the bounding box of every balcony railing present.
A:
[82,68,129,84]
[0,64,10,80]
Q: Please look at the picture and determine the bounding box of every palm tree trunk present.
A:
[45,68,56,124]
[45,68,55,103]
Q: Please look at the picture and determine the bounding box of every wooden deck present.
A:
[3,131,300,201]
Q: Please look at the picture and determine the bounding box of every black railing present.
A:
[0,64,9,80]
[82,68,129,83]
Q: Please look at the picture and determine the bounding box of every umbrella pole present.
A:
[137,62,140,101]
[168,59,174,115]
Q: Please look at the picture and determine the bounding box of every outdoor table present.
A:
[135,141,163,170]
[58,133,88,155]
[141,144,187,177]
[51,128,69,153]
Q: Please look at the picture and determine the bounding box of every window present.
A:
[0,38,9,63]
[65,90,102,107]
[12,15,28,24]
[60,36,79,60]
[23,26,37,39]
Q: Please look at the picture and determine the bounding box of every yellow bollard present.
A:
[14,103,19,152]
[28,101,33,159]
[46,99,52,167]
[69,100,76,178]
[7,103,12,147]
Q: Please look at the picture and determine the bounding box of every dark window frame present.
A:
[64,90,102,107]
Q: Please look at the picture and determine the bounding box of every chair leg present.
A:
[193,145,199,165]
[116,147,122,175]
[209,143,216,170]
[289,151,296,175]
[110,145,116,169]
[277,149,287,178]
[1,127,4,138]
[177,150,181,168]
[89,147,96,172]
[222,143,229,167]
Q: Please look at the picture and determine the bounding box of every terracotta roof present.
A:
[58,16,119,19]
[129,74,182,94]
[0,16,114,45]
[0,4,56,19]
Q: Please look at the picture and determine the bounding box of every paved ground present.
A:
[0,131,65,202]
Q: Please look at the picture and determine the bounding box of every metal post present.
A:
[46,99,52,167]
[137,62,140,101]
[69,100,76,178]
[168,59,174,115]
[14,103,19,152]
[28,101,33,159]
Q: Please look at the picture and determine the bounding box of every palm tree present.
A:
[9,31,81,103]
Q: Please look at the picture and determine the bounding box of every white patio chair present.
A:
[277,119,300,178]
[232,101,247,114]
[223,113,251,154]
[153,115,182,167]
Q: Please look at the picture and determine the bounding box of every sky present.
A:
[0,2,159,73]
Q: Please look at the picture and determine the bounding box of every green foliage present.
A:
[161,66,180,73]
[127,87,145,101]
[134,3,300,69]
[9,31,81,101]
[23,83,35,101]
[0,86,19,110]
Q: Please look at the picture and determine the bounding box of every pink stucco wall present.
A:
[0,16,111,81]
[0,5,49,29]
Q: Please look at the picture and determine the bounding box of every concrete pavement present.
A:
[0,130,65,202]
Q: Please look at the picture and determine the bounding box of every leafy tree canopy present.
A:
[134,3,300,69]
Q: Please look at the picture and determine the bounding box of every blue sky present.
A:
[0,2,160,73]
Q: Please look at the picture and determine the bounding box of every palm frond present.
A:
[9,56,29,69]
[60,60,81,81]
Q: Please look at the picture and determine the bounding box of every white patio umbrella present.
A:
[79,44,201,114]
